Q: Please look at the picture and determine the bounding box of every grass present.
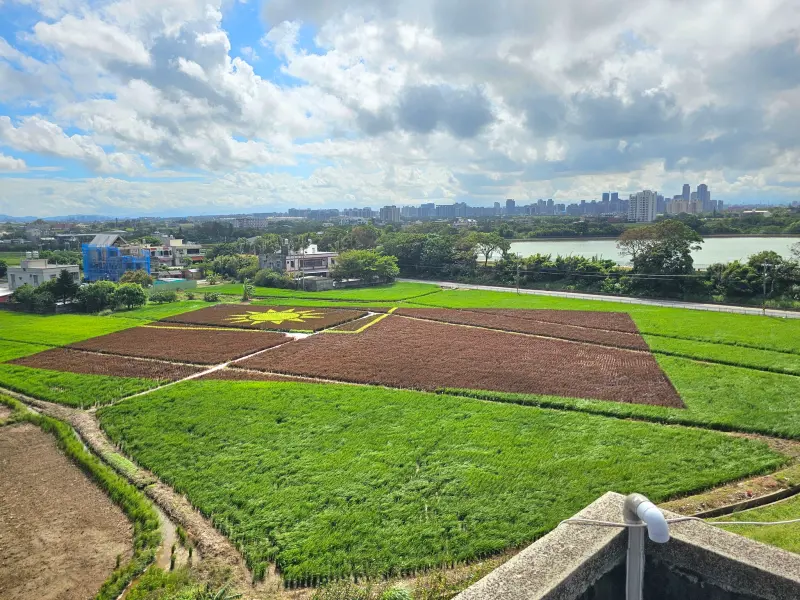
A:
[445,355,800,439]
[0,251,22,266]
[202,281,440,302]
[644,336,800,375]
[109,300,213,321]
[0,311,144,346]
[410,290,800,354]
[98,380,783,584]
[0,364,162,407]
[0,394,160,599]
[0,339,53,362]
[712,495,800,554]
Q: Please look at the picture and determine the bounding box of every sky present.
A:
[0,0,799,217]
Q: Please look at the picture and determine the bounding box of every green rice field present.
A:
[1,280,799,585]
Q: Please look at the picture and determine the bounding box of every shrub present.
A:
[119,270,154,288]
[76,281,118,313]
[381,586,412,600]
[10,284,36,309]
[242,278,254,301]
[253,268,294,289]
[149,289,178,304]
[33,291,56,313]
[203,292,220,302]
[186,292,195,300]
[114,283,148,310]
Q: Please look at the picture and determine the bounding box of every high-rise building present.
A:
[682,184,691,201]
[656,194,666,214]
[419,203,435,219]
[379,205,401,223]
[505,199,516,215]
[628,190,657,222]
[602,192,610,204]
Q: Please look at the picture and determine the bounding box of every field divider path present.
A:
[118,334,303,404]
[0,386,261,596]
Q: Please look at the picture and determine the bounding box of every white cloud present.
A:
[0,153,27,172]
[0,0,798,214]
[33,14,151,66]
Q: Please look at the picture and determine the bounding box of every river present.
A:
[506,237,799,268]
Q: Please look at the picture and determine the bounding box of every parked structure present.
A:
[8,258,80,291]
[82,234,151,282]
[259,243,338,278]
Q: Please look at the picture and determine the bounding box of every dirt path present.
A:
[0,388,263,596]
[0,423,132,600]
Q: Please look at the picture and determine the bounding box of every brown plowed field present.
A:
[326,313,386,332]
[473,308,639,333]
[11,348,203,380]
[160,305,367,331]
[237,316,683,407]
[389,308,647,350]
[0,423,132,600]
[198,368,312,383]
[69,327,290,364]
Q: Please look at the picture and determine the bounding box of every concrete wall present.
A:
[455,492,800,600]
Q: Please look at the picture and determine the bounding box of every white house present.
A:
[8,258,80,291]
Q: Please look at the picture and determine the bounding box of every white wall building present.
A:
[8,259,80,291]
[628,190,657,222]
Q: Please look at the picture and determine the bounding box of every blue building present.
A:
[82,234,151,282]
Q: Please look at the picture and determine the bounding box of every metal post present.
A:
[623,494,646,600]
[516,264,521,295]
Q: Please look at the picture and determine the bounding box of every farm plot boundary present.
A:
[237,315,683,408]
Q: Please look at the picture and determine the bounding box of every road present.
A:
[398,278,800,319]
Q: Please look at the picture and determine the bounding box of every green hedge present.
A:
[0,395,161,599]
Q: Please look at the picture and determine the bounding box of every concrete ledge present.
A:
[455,491,800,600]
[456,492,628,600]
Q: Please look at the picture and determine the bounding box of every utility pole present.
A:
[761,263,773,316]
[516,263,521,295]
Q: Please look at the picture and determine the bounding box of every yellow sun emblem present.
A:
[225,309,325,326]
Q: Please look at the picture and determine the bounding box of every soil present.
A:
[470,308,640,333]
[0,423,132,600]
[69,327,291,364]
[326,314,385,332]
[11,348,204,380]
[238,315,683,407]
[160,305,367,332]
[0,405,12,420]
[389,308,648,350]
